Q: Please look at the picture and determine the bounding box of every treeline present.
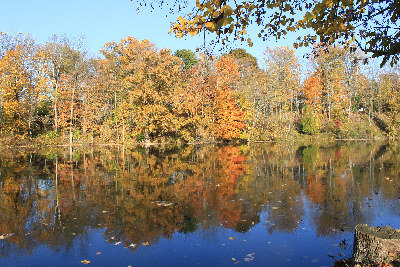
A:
[0,32,399,144]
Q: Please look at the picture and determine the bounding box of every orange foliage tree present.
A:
[213,55,246,140]
[301,72,323,112]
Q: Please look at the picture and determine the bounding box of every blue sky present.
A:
[0,0,312,67]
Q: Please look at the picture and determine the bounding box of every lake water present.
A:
[0,142,399,266]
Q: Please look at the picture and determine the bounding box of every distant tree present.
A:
[174,49,197,69]
[226,48,264,141]
[310,45,349,122]
[0,36,49,136]
[101,37,185,142]
[301,104,319,135]
[214,55,246,140]
[301,72,323,112]
[227,48,258,69]
[264,46,300,118]
[379,71,400,136]
[42,36,85,137]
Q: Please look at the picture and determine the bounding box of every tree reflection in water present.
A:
[0,142,399,264]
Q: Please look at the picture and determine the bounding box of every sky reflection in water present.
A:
[0,142,399,266]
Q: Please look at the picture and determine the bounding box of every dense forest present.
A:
[0,32,399,145]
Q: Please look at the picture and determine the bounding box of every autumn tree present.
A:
[80,59,112,142]
[311,45,350,123]
[263,46,300,138]
[137,0,400,66]
[177,53,216,141]
[175,53,247,141]
[265,46,300,116]
[42,36,86,139]
[0,47,30,134]
[301,72,323,111]
[101,37,187,142]
[213,55,246,140]
[301,104,319,135]
[174,49,197,69]
[379,71,400,136]
[0,36,50,136]
[226,48,264,141]
[228,48,258,69]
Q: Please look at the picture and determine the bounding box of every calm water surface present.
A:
[0,142,399,266]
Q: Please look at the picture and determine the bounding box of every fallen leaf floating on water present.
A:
[244,253,255,262]
[114,242,122,246]
[155,201,174,207]
[81,260,90,264]
[96,252,101,255]
[232,258,236,261]
[0,233,14,240]
[228,237,235,240]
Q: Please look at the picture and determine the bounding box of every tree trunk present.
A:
[28,121,32,139]
[369,96,373,125]
[114,90,119,142]
[328,87,331,122]
[122,117,125,144]
[0,95,3,136]
[353,224,400,265]
[144,131,150,144]
[69,83,76,145]
[83,99,87,138]
[54,82,58,133]
[348,93,352,121]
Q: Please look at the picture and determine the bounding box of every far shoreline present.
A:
[0,136,393,151]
